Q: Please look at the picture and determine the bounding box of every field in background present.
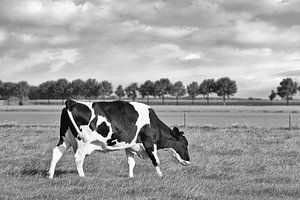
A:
[1,106,300,199]
[0,104,299,128]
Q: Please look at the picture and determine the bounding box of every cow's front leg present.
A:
[144,145,162,177]
[74,149,86,177]
[141,128,162,177]
[125,149,136,178]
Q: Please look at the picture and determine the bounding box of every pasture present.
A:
[1,105,300,199]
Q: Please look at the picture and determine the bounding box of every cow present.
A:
[48,99,190,179]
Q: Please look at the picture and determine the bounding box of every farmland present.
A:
[1,105,300,199]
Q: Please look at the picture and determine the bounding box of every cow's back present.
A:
[92,101,140,144]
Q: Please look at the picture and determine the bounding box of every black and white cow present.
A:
[48,99,190,179]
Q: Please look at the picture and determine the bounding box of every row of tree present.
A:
[0,77,238,105]
[269,78,300,105]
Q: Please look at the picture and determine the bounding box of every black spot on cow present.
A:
[96,122,110,137]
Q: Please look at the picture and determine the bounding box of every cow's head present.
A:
[170,127,190,166]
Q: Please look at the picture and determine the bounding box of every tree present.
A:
[170,81,186,105]
[199,79,215,105]
[187,82,199,105]
[84,79,99,100]
[15,81,30,105]
[28,86,40,104]
[277,78,298,105]
[38,81,56,104]
[2,82,17,105]
[125,83,139,101]
[71,79,85,99]
[53,79,71,104]
[269,90,277,105]
[139,80,155,104]
[154,78,172,105]
[99,80,113,100]
[115,85,125,100]
[215,77,237,105]
[0,80,4,99]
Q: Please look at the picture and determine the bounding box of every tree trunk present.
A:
[192,96,194,105]
[147,95,149,104]
[287,97,289,106]
[162,95,165,105]
[207,94,210,105]
[176,95,179,105]
[48,98,50,105]
[223,95,226,106]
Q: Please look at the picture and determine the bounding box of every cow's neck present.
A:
[157,126,178,150]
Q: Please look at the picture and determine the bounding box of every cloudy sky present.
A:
[1,0,300,98]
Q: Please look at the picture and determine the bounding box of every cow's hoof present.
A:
[46,172,54,179]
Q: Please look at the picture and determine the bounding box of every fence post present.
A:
[184,112,187,128]
[289,112,292,130]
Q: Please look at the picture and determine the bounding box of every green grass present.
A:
[1,124,300,200]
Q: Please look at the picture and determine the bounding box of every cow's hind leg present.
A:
[74,150,86,177]
[48,141,70,179]
[125,149,136,178]
[140,126,162,177]
[48,108,72,179]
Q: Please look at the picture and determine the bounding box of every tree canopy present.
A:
[215,77,237,105]
[276,78,298,105]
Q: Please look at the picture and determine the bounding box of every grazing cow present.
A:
[48,99,190,179]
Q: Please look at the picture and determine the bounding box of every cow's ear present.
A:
[171,127,180,139]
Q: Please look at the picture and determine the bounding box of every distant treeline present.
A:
[0,77,237,105]
[0,77,298,105]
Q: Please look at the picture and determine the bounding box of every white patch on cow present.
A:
[129,102,150,144]
[155,166,163,177]
[153,144,160,165]
[125,150,135,178]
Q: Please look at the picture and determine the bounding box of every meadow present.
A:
[0,105,300,199]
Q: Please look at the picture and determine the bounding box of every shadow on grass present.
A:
[20,168,77,178]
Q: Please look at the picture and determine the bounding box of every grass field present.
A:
[1,118,300,199]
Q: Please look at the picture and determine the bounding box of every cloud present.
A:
[122,20,198,38]
[137,43,204,65]
[0,0,82,26]
[0,48,81,77]
[0,29,7,44]
[274,70,300,77]
[0,0,300,98]
[180,53,203,61]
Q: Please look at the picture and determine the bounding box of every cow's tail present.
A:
[57,107,69,146]
[64,98,84,140]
